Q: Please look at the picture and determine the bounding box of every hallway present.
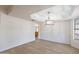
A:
[1,40,79,54]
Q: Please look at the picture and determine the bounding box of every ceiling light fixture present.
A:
[45,11,54,25]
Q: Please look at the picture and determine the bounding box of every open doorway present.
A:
[35,23,39,40]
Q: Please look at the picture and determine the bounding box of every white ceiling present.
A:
[31,5,79,22]
[0,5,10,9]
[0,5,79,22]
[0,5,12,13]
[9,5,53,20]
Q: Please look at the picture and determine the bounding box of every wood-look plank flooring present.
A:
[0,40,79,54]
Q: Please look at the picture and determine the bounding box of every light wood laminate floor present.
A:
[1,40,79,54]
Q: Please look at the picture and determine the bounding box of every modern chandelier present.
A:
[45,11,54,25]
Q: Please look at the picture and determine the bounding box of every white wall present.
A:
[0,13,35,51]
[40,20,71,44]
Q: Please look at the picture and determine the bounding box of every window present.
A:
[35,23,39,32]
[74,17,79,40]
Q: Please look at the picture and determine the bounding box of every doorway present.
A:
[35,23,39,40]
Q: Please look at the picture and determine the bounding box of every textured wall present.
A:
[0,13,35,51]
